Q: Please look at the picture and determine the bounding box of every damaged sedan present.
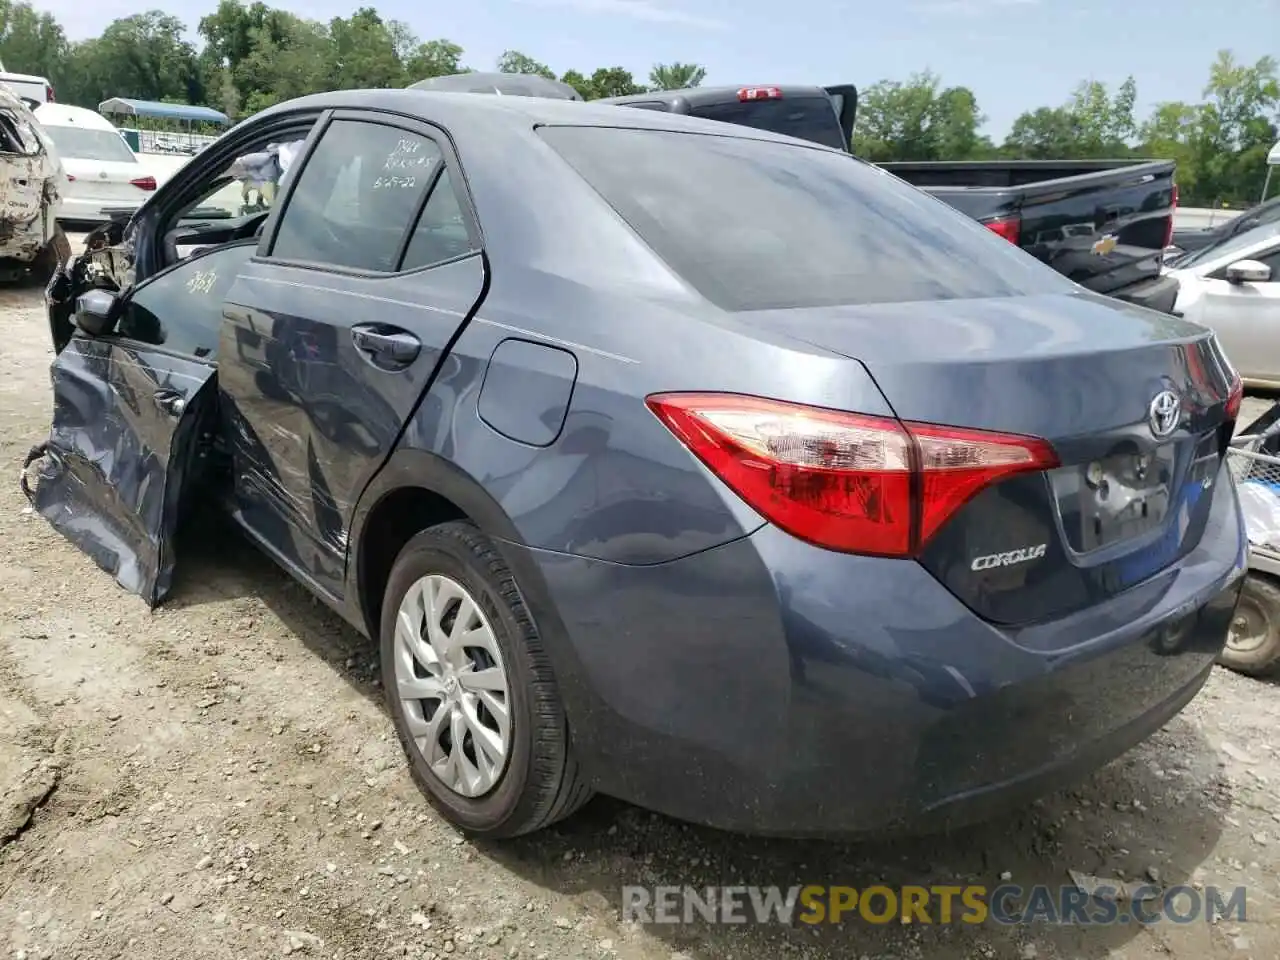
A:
[0,87,69,282]
[28,90,1249,840]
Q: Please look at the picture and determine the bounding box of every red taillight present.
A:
[66,174,75,182]
[45,84,54,103]
[1163,183,1178,249]
[984,215,1021,245]
[1225,373,1243,421]
[130,176,157,191]
[646,393,1058,557]
[738,86,782,102]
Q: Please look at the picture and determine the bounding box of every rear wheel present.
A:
[379,521,591,837]
[1218,575,1280,676]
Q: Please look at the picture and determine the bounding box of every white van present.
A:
[0,71,53,107]
[34,103,157,221]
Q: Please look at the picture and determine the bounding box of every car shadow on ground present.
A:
[484,727,1230,959]
[165,514,386,710]
[161,517,1231,960]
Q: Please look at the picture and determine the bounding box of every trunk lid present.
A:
[61,157,148,205]
[737,291,1238,625]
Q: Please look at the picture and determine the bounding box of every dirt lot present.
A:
[1,251,1278,960]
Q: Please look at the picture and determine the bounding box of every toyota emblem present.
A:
[1148,389,1181,438]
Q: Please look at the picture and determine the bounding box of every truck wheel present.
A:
[1218,575,1280,676]
[29,226,71,285]
[379,520,592,838]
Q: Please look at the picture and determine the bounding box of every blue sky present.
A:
[44,0,1280,138]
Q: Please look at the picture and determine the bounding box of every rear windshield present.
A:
[690,96,846,150]
[41,125,135,163]
[541,126,1070,312]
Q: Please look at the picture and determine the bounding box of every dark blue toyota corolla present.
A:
[35,90,1246,838]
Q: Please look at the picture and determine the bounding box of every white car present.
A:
[33,103,156,222]
[0,88,67,281]
[0,70,53,107]
[1167,220,1280,390]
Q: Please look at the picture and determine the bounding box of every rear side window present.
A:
[540,127,1070,312]
[691,97,846,150]
[272,119,443,272]
[401,169,477,269]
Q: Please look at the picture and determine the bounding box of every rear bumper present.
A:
[56,196,142,223]
[1109,273,1180,314]
[505,461,1246,836]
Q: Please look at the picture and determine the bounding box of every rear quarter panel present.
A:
[399,271,897,564]
[387,110,899,564]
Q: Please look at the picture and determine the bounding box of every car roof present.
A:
[245,88,853,295]
[35,103,117,130]
[596,84,831,107]
[259,88,835,152]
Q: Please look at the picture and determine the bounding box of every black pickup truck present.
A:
[599,84,1180,313]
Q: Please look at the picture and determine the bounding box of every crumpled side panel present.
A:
[0,152,55,262]
[31,337,216,606]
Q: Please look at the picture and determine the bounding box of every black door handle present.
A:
[351,325,421,367]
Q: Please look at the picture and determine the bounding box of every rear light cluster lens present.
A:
[1163,183,1178,249]
[1225,372,1243,421]
[738,86,783,102]
[983,215,1021,245]
[131,176,157,191]
[647,393,1059,557]
[45,84,54,102]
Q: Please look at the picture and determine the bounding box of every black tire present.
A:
[1218,574,1280,676]
[379,520,592,838]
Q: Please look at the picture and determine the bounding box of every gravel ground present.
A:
[1,247,1278,960]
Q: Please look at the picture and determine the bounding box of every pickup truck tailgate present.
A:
[883,160,1177,303]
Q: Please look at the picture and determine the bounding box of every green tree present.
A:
[1137,101,1202,198]
[197,1,305,115]
[1002,78,1137,160]
[18,4,1280,214]
[1193,50,1280,204]
[1067,77,1137,154]
[559,69,593,100]
[854,71,985,161]
[649,62,704,90]
[0,0,69,81]
[234,13,332,113]
[1002,106,1084,159]
[587,66,643,99]
[496,50,554,79]
[65,12,205,107]
[404,39,467,82]
[326,7,404,89]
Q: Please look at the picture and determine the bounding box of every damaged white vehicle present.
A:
[0,87,69,282]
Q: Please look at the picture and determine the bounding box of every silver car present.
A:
[1168,220,1280,389]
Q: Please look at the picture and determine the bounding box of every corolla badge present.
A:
[1148,389,1181,438]
[971,544,1047,572]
